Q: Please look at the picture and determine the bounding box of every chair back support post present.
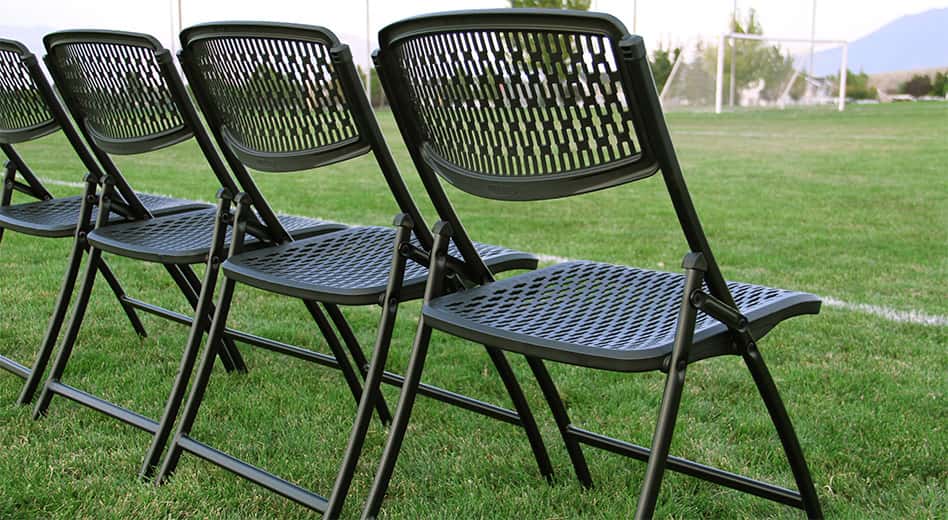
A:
[616,37,736,308]
[40,52,152,220]
[20,53,103,183]
[176,46,297,244]
[156,49,244,200]
[331,44,433,250]
[0,143,54,200]
[371,50,494,284]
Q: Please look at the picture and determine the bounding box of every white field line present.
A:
[37,177,947,327]
[672,129,940,142]
[821,297,948,327]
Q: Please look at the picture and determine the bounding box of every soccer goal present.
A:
[661,33,848,113]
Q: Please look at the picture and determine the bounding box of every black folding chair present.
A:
[358,9,824,518]
[0,38,207,387]
[27,30,346,438]
[151,22,550,515]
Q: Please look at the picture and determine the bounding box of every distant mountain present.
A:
[810,8,948,76]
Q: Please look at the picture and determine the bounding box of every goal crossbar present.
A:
[714,32,848,113]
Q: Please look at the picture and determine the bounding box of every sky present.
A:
[3,0,946,70]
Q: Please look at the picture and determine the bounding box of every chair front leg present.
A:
[634,252,705,519]
[0,160,15,247]
[325,213,413,519]
[323,302,393,424]
[141,192,235,479]
[360,220,452,519]
[155,193,253,483]
[17,175,98,404]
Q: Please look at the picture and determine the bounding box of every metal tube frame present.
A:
[360,16,822,518]
[146,25,554,519]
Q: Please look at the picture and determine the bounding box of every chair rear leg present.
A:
[484,347,554,480]
[163,264,242,373]
[155,276,237,483]
[179,264,246,373]
[16,229,87,404]
[526,356,593,487]
[303,300,371,411]
[31,246,103,418]
[94,256,147,338]
[744,344,823,518]
[324,302,393,424]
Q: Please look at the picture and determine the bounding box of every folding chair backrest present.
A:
[179,22,431,246]
[376,9,659,202]
[0,39,58,144]
[377,9,738,306]
[179,23,369,172]
[43,31,193,155]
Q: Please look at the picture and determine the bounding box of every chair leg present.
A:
[155,277,237,483]
[325,214,412,519]
[303,300,370,411]
[16,229,88,404]
[361,319,434,519]
[484,347,554,480]
[180,263,247,373]
[744,344,823,518]
[163,264,244,374]
[94,256,148,338]
[526,356,593,487]
[324,302,393,424]
[634,254,704,519]
[31,246,103,418]
[140,247,230,478]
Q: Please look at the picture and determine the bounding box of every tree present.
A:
[900,74,933,97]
[509,0,591,10]
[931,71,947,97]
[650,45,681,92]
[828,69,877,100]
[702,9,797,104]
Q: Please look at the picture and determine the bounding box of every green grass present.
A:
[0,103,945,518]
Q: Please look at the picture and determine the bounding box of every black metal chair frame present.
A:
[352,9,824,518]
[148,22,554,517]
[0,38,205,388]
[23,30,344,445]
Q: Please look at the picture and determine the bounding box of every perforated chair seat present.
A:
[0,193,209,238]
[88,208,346,264]
[423,261,821,372]
[223,226,539,305]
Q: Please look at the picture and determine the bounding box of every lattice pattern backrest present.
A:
[390,28,640,179]
[0,44,55,138]
[185,34,360,159]
[45,39,185,144]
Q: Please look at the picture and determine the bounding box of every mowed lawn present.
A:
[0,102,944,518]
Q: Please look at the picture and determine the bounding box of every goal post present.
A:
[660,32,848,113]
[714,33,849,113]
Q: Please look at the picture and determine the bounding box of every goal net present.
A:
[660,33,848,113]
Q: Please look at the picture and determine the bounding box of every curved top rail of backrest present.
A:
[0,39,58,144]
[43,30,193,155]
[377,8,660,201]
[179,22,369,173]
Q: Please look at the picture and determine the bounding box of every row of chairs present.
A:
[0,9,823,518]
